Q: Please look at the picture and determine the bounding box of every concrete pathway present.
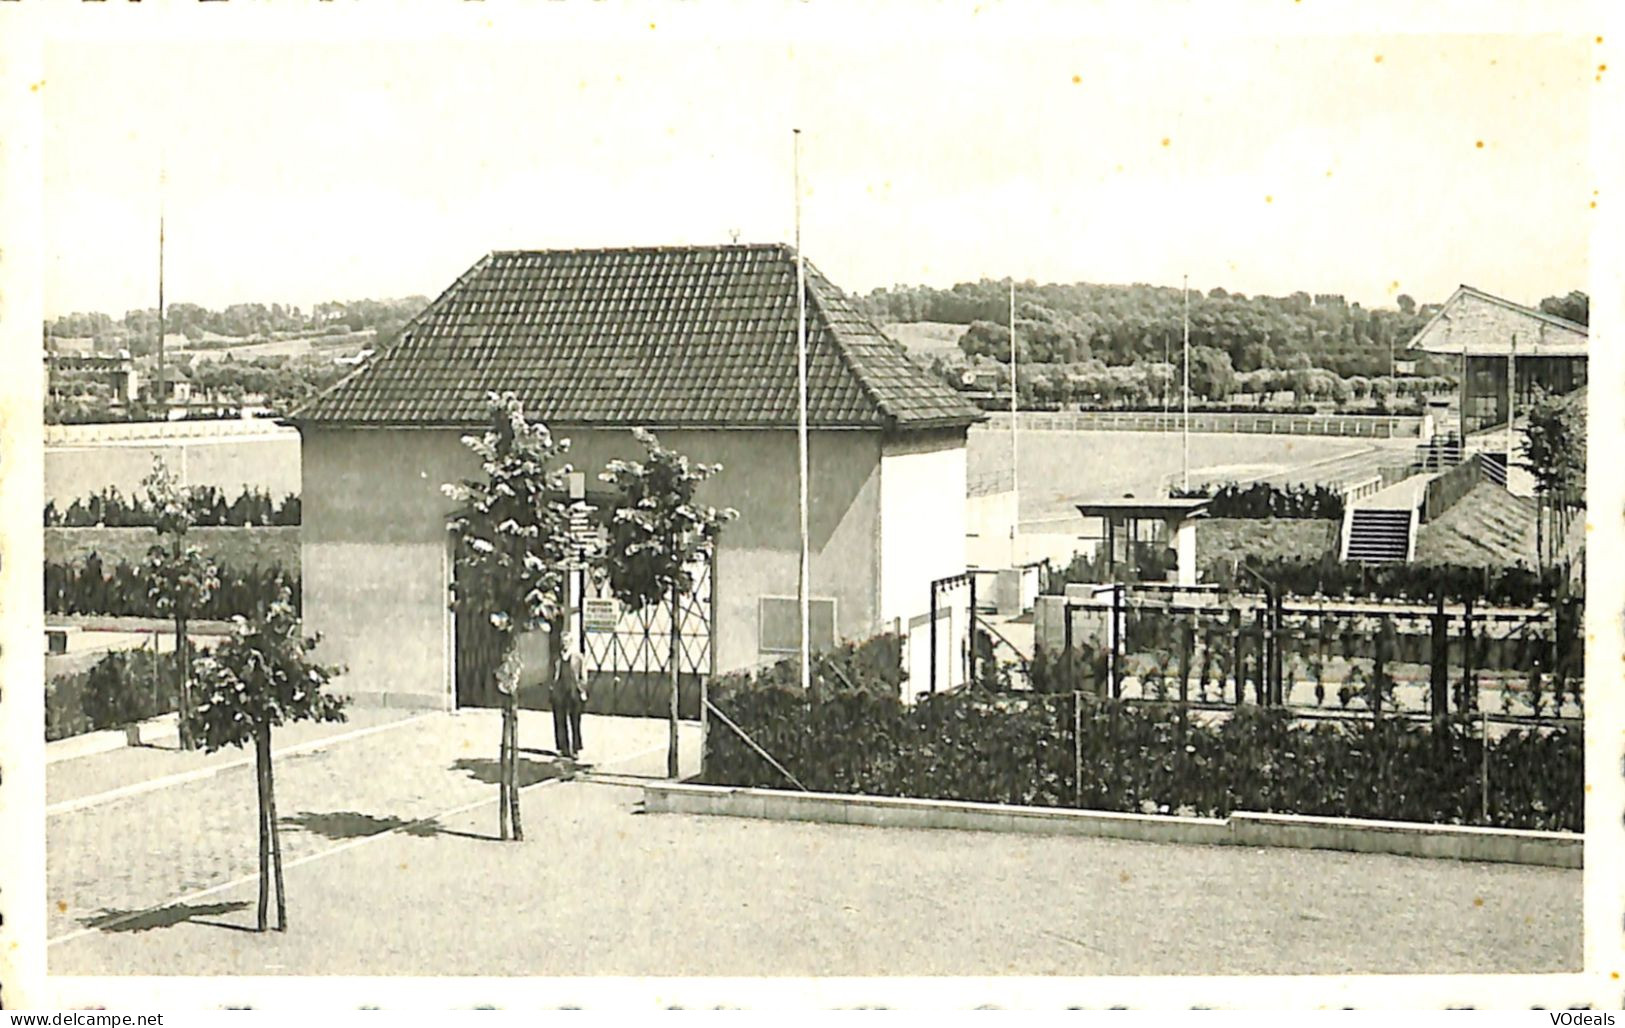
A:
[46,710,700,944]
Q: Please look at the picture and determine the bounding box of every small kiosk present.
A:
[1075,497,1211,586]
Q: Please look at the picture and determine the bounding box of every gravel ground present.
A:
[49,711,1580,977]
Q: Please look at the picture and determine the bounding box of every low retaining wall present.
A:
[643,782,1580,869]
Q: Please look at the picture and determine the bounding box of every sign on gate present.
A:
[582,597,620,633]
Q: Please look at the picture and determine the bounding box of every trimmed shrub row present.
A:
[1172,481,1345,520]
[1047,551,1571,607]
[45,486,300,528]
[701,682,1581,832]
[44,556,300,620]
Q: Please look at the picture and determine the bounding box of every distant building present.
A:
[1409,284,1587,437]
[45,350,139,405]
[139,359,194,406]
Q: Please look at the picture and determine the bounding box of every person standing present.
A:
[552,636,586,759]
[564,638,588,761]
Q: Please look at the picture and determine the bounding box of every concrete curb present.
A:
[643,782,1581,869]
[46,713,434,816]
[46,714,179,764]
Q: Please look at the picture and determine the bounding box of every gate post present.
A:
[929,579,939,695]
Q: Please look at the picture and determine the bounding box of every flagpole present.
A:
[794,129,811,694]
[157,165,167,420]
[1181,274,1190,493]
[1009,279,1019,568]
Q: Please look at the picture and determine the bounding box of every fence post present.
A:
[1111,585,1124,700]
[1430,592,1449,728]
[1479,708,1490,825]
[1073,690,1083,808]
[1229,607,1243,705]
[1252,607,1266,705]
[1371,615,1387,718]
[1274,595,1286,705]
[1063,599,1074,658]
[1178,618,1192,709]
[1463,596,1477,714]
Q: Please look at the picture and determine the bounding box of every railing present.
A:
[1340,475,1383,505]
[979,410,1424,439]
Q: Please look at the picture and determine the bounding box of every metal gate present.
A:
[568,557,714,719]
[915,571,974,698]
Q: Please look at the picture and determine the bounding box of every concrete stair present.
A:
[1343,508,1412,563]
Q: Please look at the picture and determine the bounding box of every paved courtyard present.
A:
[48,709,1581,977]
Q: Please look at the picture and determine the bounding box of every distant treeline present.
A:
[45,296,428,354]
[45,486,300,528]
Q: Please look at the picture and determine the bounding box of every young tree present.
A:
[1520,386,1587,569]
[189,591,347,931]
[140,456,220,750]
[599,429,736,779]
[444,392,583,841]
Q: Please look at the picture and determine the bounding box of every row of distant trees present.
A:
[939,353,1455,409]
[45,296,428,354]
[861,280,1589,380]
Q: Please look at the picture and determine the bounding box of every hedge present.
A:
[44,555,300,620]
[1171,481,1345,520]
[1047,551,1572,607]
[44,486,300,528]
[1214,556,1569,607]
[46,642,200,741]
[701,683,1581,832]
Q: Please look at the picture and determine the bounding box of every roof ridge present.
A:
[801,258,896,428]
[488,242,790,258]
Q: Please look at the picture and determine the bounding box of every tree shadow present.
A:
[281,809,500,843]
[81,900,254,934]
[451,755,572,788]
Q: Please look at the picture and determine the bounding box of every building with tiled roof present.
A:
[292,244,984,710]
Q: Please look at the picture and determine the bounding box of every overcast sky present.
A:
[43,13,1598,318]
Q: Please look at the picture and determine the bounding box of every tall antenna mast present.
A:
[1009,279,1019,567]
[156,164,167,420]
[794,129,811,694]
[1181,274,1190,493]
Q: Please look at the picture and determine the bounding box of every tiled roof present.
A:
[292,244,984,431]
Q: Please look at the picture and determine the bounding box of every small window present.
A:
[759,596,837,654]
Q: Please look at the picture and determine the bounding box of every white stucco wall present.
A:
[880,431,971,696]
[965,488,1017,570]
[879,431,968,626]
[301,424,908,708]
